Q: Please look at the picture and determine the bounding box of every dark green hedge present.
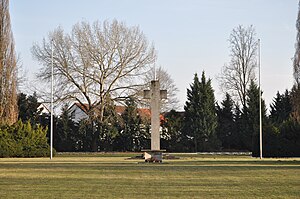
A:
[252,119,300,157]
[0,120,54,157]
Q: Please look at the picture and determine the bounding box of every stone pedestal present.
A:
[143,150,166,163]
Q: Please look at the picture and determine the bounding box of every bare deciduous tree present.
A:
[218,25,258,109]
[291,85,300,122]
[294,1,300,86]
[0,0,18,125]
[292,1,300,121]
[32,20,156,151]
[141,66,179,112]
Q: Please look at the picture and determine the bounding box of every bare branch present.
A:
[31,19,156,122]
[139,66,180,112]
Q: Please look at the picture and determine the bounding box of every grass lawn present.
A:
[0,153,299,198]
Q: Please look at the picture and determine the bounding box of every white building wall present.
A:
[68,104,89,123]
[37,103,50,115]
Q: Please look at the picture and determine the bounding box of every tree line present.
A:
[1,0,300,157]
[16,72,300,157]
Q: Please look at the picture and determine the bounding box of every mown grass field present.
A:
[0,153,299,198]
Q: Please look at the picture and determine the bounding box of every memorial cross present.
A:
[144,80,167,151]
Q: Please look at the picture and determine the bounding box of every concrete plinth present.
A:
[143,150,166,163]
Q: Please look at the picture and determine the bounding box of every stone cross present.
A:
[144,80,167,151]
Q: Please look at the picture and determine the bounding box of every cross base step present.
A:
[142,150,166,163]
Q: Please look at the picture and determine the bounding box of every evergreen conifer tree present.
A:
[99,96,120,151]
[120,97,143,151]
[17,92,41,125]
[161,110,184,152]
[54,104,78,152]
[241,81,267,154]
[216,93,235,150]
[232,104,244,149]
[183,72,218,152]
[269,90,292,124]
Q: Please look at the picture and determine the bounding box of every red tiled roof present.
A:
[115,106,151,120]
[73,103,90,113]
[71,103,164,121]
[115,106,125,114]
[72,103,151,118]
[138,108,151,119]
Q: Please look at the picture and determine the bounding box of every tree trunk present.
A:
[0,0,18,125]
[90,102,105,152]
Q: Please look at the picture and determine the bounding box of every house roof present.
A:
[37,102,50,113]
[115,105,125,114]
[70,103,90,113]
[139,108,152,119]
[115,106,167,122]
[115,106,151,119]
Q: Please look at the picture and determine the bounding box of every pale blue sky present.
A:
[10,0,298,110]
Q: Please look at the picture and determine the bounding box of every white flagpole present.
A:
[258,39,263,159]
[50,40,54,160]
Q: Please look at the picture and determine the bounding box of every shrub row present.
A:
[252,119,300,157]
[0,120,53,157]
